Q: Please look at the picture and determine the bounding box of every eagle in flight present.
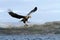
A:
[8,7,37,26]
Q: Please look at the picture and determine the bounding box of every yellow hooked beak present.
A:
[25,16,31,18]
[29,16,31,18]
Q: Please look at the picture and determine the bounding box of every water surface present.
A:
[0,34,60,40]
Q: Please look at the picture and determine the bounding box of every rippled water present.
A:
[0,34,60,40]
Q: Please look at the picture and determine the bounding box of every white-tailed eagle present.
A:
[8,7,37,26]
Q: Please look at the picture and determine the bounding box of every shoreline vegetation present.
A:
[0,21,60,35]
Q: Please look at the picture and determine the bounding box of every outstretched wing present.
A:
[27,7,37,15]
[8,11,25,19]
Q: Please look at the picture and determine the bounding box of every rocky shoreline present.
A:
[0,21,60,35]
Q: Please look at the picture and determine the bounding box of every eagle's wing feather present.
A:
[8,11,25,19]
[27,7,37,15]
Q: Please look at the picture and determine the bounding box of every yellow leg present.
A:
[25,23,28,26]
[24,23,28,28]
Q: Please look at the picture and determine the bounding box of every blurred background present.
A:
[0,0,60,27]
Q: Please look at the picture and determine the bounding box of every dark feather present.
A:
[27,7,37,15]
[8,11,25,19]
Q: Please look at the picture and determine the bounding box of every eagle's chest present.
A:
[24,18,28,21]
[21,16,29,22]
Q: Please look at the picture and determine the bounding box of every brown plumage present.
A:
[8,7,37,26]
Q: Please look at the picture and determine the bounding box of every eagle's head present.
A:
[25,16,31,19]
[27,16,31,18]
